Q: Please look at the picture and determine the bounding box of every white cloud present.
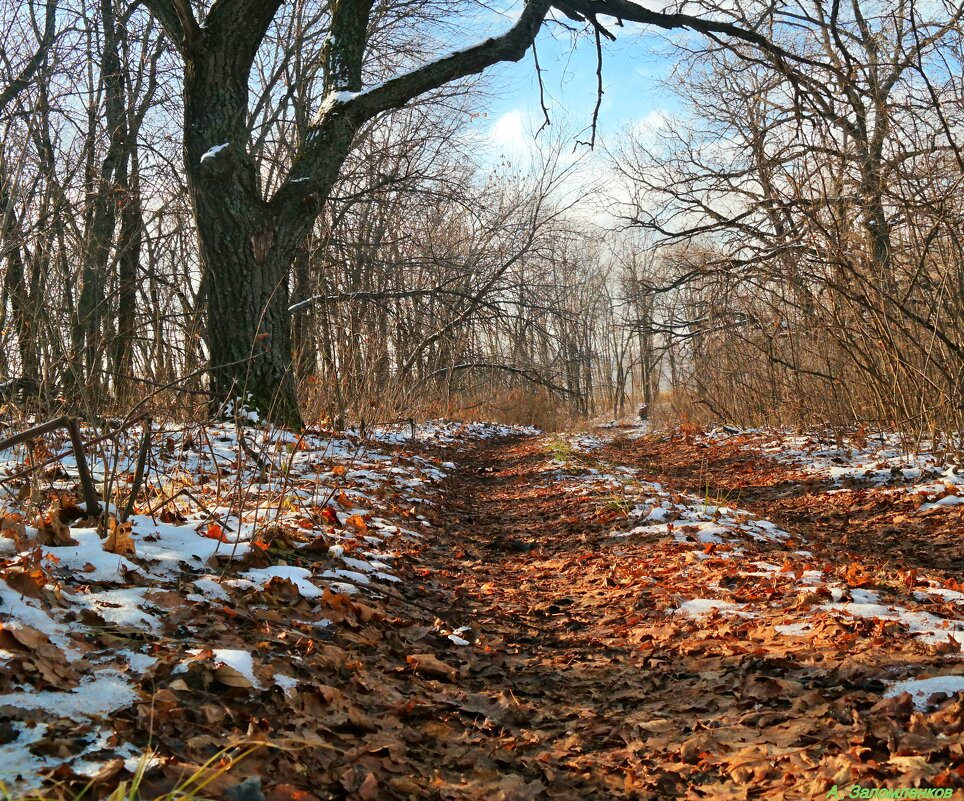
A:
[489,108,529,155]
[628,108,671,141]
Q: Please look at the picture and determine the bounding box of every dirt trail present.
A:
[394,435,655,799]
[388,432,964,799]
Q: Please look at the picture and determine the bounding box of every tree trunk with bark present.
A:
[141,0,554,425]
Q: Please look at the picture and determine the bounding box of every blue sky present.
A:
[477,16,687,158]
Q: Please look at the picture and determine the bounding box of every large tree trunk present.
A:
[178,0,372,428]
[189,156,304,425]
[198,205,302,427]
[180,26,306,428]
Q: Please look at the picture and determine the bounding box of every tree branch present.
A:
[421,362,581,398]
[321,0,553,127]
[0,0,58,116]
[203,0,284,67]
[139,0,186,51]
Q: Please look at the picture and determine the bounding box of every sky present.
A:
[449,8,696,230]
[473,11,688,162]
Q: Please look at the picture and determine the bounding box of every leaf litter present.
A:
[0,419,960,798]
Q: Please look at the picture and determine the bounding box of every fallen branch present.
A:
[0,415,69,451]
[0,412,149,485]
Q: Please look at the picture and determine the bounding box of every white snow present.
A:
[193,576,231,601]
[918,587,964,605]
[243,565,323,598]
[0,671,137,717]
[849,588,880,604]
[775,622,814,636]
[134,517,252,574]
[68,587,160,630]
[41,529,140,583]
[118,649,157,672]
[0,580,79,658]
[921,493,964,510]
[200,142,229,164]
[274,673,299,697]
[884,675,964,709]
[322,567,370,586]
[821,601,964,650]
[211,648,261,689]
[673,599,749,617]
[726,430,964,501]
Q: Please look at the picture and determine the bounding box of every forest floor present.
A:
[1,422,963,799]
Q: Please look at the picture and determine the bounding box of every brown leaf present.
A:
[3,567,47,599]
[263,576,302,602]
[346,704,378,733]
[387,778,423,795]
[89,758,125,784]
[213,663,255,689]
[36,500,75,546]
[104,518,136,557]
[680,732,718,764]
[406,652,457,681]
[345,514,368,533]
[357,773,379,801]
[1,514,27,549]
[0,622,50,651]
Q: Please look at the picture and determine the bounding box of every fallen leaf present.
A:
[104,518,136,557]
[203,522,228,542]
[36,500,76,546]
[407,652,456,681]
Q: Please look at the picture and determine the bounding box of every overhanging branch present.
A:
[421,362,581,398]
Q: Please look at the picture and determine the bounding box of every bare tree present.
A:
[133,0,809,425]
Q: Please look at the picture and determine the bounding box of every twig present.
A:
[532,38,552,136]
[121,418,152,522]
[237,425,275,476]
[67,418,101,515]
[575,24,604,149]
[182,489,234,532]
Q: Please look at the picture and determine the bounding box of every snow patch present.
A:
[200,142,229,164]
[884,675,964,710]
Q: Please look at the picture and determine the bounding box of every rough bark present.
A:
[112,151,141,390]
[0,177,40,392]
[74,0,130,393]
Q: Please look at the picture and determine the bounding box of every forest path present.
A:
[397,433,681,799]
[391,431,964,800]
